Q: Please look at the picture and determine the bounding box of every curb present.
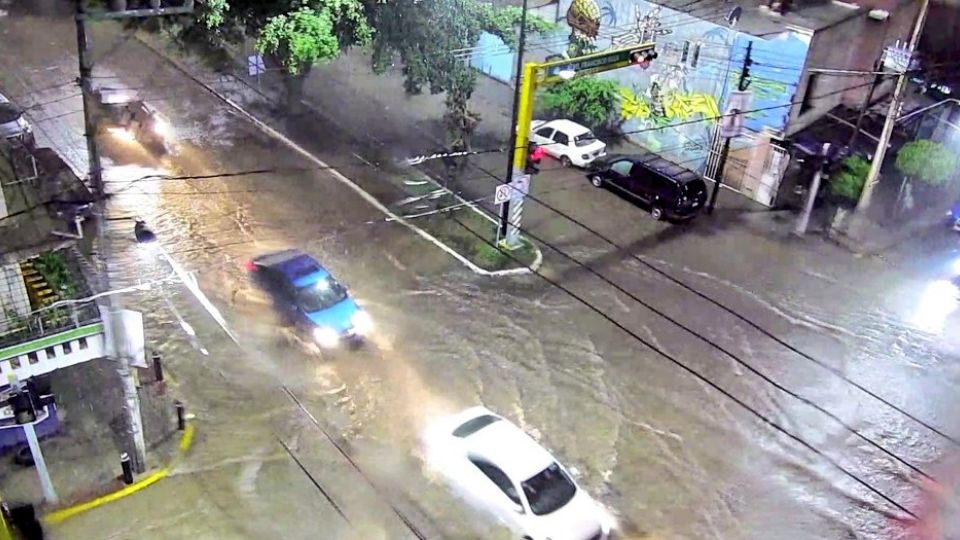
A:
[42,423,196,526]
[133,34,539,278]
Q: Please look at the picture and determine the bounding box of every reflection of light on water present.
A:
[912,280,960,333]
[102,163,171,218]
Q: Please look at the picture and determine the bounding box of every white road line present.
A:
[139,36,534,277]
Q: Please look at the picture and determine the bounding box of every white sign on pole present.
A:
[510,173,530,201]
[720,90,751,138]
[494,184,512,205]
[247,54,266,76]
[503,173,531,248]
[100,308,147,368]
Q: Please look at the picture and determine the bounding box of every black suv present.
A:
[586,151,708,221]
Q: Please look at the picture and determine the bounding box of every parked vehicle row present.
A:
[528,118,708,222]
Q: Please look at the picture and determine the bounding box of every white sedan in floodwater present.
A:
[426,406,613,540]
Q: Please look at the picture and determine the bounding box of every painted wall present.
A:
[471,32,515,84]
[540,0,809,171]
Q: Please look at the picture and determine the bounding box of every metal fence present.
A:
[0,249,100,350]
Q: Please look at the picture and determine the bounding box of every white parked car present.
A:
[0,92,33,144]
[529,119,606,168]
[430,406,612,540]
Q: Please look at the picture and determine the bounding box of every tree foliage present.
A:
[369,0,555,155]
[198,0,372,75]
[829,155,870,203]
[540,77,620,131]
[257,7,341,75]
[895,139,958,187]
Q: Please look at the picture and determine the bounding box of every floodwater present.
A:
[2,4,960,538]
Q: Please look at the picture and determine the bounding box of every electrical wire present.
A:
[445,211,920,520]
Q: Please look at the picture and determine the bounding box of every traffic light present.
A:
[629,48,658,70]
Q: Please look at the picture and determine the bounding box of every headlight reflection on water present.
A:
[912,279,960,334]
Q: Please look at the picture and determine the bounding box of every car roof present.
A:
[457,408,556,481]
[254,249,330,284]
[542,119,591,137]
[609,150,703,185]
[0,103,23,124]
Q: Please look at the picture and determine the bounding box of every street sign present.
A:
[540,44,656,84]
[494,184,512,205]
[882,41,919,73]
[248,54,266,76]
[510,173,530,201]
[720,90,751,138]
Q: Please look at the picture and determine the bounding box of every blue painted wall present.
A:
[471,32,515,84]
[479,0,812,171]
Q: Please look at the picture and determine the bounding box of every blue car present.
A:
[246,249,372,348]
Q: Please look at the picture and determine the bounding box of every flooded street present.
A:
[3,3,960,539]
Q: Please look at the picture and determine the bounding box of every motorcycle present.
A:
[93,89,175,155]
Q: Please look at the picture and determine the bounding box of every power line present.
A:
[446,212,919,520]
[472,196,936,481]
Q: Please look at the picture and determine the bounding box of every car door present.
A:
[651,176,679,209]
[628,163,656,203]
[603,159,634,190]
[469,458,526,532]
[550,129,570,159]
[531,126,555,151]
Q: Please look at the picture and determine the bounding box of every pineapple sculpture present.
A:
[566,0,601,39]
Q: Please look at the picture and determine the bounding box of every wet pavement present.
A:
[3,3,960,539]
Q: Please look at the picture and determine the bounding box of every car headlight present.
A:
[582,154,590,160]
[351,310,373,335]
[312,326,340,348]
[152,117,174,139]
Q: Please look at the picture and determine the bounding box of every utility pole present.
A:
[498,0,529,245]
[75,0,147,473]
[707,41,752,214]
[850,0,929,229]
[794,143,830,236]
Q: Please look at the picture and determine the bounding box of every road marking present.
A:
[134,34,534,277]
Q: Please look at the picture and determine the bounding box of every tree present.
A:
[895,139,958,187]
[539,77,620,132]
[190,0,372,113]
[829,155,870,204]
[369,0,554,181]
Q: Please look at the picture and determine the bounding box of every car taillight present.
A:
[244,261,257,272]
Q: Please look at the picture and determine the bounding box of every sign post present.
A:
[502,173,529,248]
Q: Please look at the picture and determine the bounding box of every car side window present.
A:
[610,160,632,176]
[535,127,554,139]
[553,131,569,146]
[470,459,521,506]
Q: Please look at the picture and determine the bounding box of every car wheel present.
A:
[651,206,664,221]
[589,174,603,188]
[560,155,572,167]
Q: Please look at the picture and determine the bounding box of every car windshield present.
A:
[453,414,501,438]
[295,277,348,312]
[574,132,598,147]
[521,462,577,515]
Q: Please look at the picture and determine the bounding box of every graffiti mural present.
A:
[546,0,809,169]
[619,86,719,125]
